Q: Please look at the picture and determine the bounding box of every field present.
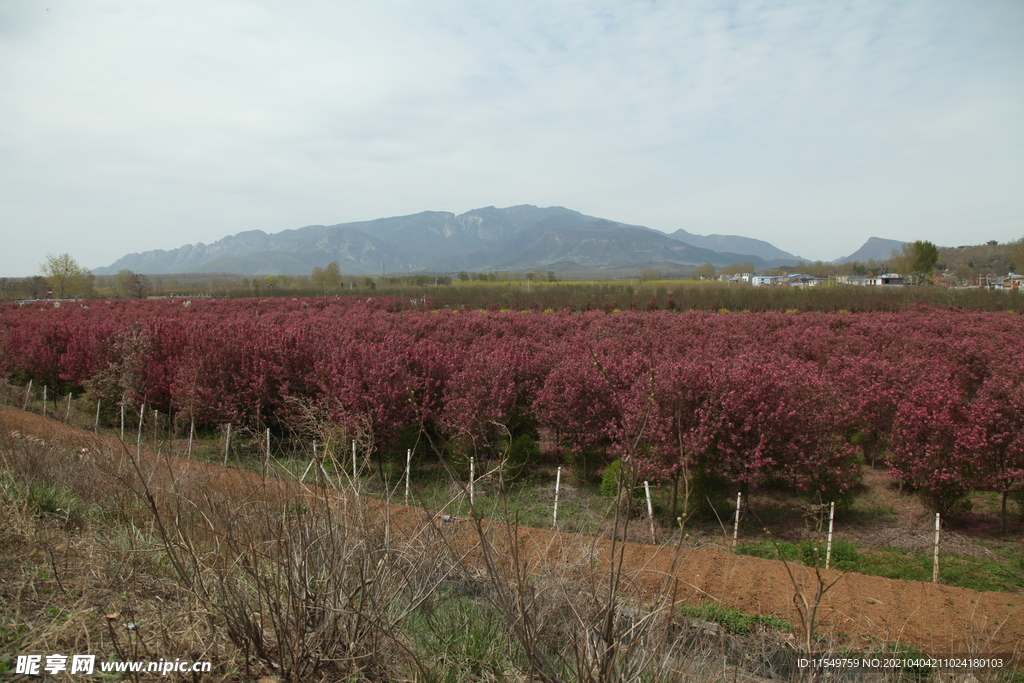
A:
[1,293,1023,681]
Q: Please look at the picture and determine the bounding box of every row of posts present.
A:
[731,493,943,582]
[20,383,947,578]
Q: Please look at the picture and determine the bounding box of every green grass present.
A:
[407,592,524,683]
[398,463,612,535]
[735,540,1024,593]
[677,603,792,635]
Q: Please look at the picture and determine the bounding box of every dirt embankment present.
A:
[2,405,1022,661]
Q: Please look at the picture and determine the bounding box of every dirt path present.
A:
[3,406,1022,661]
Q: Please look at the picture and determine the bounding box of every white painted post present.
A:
[825,501,836,569]
[732,492,742,547]
[23,379,32,410]
[352,440,359,497]
[94,399,101,433]
[265,428,271,466]
[153,409,159,449]
[469,457,475,505]
[136,405,144,456]
[645,481,655,540]
[120,403,125,439]
[301,442,316,483]
[223,423,231,466]
[553,466,562,528]
[405,448,411,505]
[65,392,72,421]
[187,418,194,457]
[933,513,941,583]
[42,386,47,416]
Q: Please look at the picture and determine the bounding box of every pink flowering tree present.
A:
[889,378,977,515]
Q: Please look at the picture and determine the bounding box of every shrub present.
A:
[600,458,639,498]
[503,434,539,482]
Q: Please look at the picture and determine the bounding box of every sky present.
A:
[1,0,1022,276]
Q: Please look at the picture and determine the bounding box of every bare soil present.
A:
[3,405,1022,662]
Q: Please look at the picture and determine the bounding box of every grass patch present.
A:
[407,593,523,682]
[677,603,792,635]
[735,540,1024,593]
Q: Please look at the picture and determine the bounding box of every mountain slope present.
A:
[95,205,800,275]
[667,229,803,262]
[833,237,906,265]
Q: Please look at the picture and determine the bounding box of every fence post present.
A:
[223,423,231,466]
[187,418,194,457]
[265,428,271,468]
[23,379,32,410]
[94,399,101,433]
[120,404,125,439]
[732,492,742,547]
[933,513,941,583]
[65,392,72,421]
[405,448,411,505]
[825,501,836,569]
[301,442,317,483]
[42,386,47,417]
[136,404,145,456]
[352,440,359,496]
[553,466,562,528]
[644,481,655,541]
[469,457,475,505]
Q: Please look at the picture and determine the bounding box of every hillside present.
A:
[94,205,800,276]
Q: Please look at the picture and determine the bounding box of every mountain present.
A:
[424,221,772,272]
[833,237,907,265]
[666,229,804,263]
[94,205,800,275]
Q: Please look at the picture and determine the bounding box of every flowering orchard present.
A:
[2,297,1022,523]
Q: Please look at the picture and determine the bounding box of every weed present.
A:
[677,603,792,635]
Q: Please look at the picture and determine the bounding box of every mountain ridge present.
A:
[93,205,883,276]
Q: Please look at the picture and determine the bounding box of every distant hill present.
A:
[94,205,802,276]
[667,229,804,263]
[833,237,907,265]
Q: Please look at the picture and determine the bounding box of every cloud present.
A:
[0,0,1021,274]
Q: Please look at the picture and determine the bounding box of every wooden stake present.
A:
[405,448,411,505]
[263,427,271,470]
[223,423,231,466]
[933,513,941,583]
[187,418,194,457]
[23,379,32,410]
[553,466,562,528]
[352,440,359,496]
[469,457,475,505]
[136,404,144,457]
[825,501,836,569]
[733,492,742,547]
[301,443,316,483]
[120,403,125,439]
[65,392,72,421]
[645,480,655,540]
[94,399,101,433]
[42,386,47,416]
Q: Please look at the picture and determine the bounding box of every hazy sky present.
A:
[2,0,1022,276]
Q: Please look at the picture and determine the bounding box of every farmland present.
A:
[1,295,1023,680]
[1,296,1022,522]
